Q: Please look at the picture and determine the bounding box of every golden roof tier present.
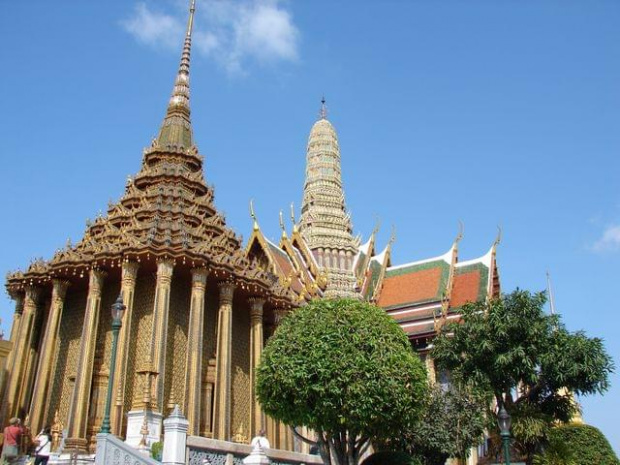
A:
[5,1,294,309]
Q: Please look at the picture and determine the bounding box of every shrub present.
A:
[150,441,163,461]
[548,424,619,465]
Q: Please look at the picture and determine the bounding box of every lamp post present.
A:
[100,294,126,434]
[498,405,512,465]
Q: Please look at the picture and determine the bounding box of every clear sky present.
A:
[1,0,619,453]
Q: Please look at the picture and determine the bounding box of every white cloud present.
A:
[121,3,184,50]
[591,225,620,253]
[122,0,300,74]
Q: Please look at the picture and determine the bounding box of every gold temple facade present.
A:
[2,1,296,453]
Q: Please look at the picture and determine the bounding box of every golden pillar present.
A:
[66,269,106,453]
[184,267,208,435]
[150,259,174,413]
[29,279,71,432]
[248,297,265,437]
[5,286,40,419]
[200,358,216,437]
[0,291,24,424]
[110,261,139,435]
[213,281,235,440]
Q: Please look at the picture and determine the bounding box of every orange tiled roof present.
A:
[450,269,482,309]
[377,262,448,308]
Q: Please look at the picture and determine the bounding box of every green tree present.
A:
[404,386,488,465]
[432,289,614,464]
[256,299,428,465]
[546,424,619,465]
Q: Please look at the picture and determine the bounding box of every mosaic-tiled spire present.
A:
[157,0,196,149]
[299,99,360,298]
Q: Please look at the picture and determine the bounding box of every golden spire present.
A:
[156,0,197,148]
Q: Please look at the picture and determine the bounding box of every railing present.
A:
[94,433,159,465]
[187,436,323,465]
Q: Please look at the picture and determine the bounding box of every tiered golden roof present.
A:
[6,0,294,308]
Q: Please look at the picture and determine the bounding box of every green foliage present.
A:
[547,424,619,465]
[405,386,488,465]
[361,451,420,465]
[532,435,576,465]
[432,289,614,464]
[257,299,428,465]
[150,441,163,461]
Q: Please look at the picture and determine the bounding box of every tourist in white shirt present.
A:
[34,427,52,465]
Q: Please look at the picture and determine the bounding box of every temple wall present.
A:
[48,288,87,427]
[128,274,156,414]
[165,274,190,412]
[231,297,251,441]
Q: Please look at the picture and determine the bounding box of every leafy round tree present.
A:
[547,424,619,465]
[432,289,615,464]
[405,386,488,465]
[257,299,428,465]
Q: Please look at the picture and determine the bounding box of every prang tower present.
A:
[298,101,360,299]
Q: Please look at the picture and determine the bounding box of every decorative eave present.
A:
[368,243,392,302]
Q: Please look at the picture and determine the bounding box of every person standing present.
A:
[1,418,23,464]
[33,427,51,465]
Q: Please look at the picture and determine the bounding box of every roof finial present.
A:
[546,271,556,316]
[494,225,502,248]
[279,211,287,238]
[371,216,381,237]
[388,225,396,247]
[454,221,464,245]
[319,96,327,120]
[156,0,196,147]
[290,202,298,233]
[249,199,259,231]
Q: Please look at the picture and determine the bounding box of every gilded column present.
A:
[110,261,139,435]
[184,268,208,435]
[29,279,71,432]
[65,269,106,453]
[0,291,24,424]
[248,297,265,437]
[5,286,40,419]
[213,281,235,440]
[151,259,174,413]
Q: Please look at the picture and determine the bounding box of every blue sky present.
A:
[1,0,619,452]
